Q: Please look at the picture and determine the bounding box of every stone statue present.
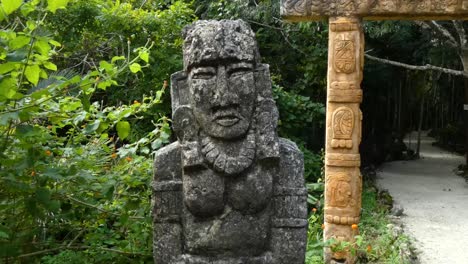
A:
[152,20,307,264]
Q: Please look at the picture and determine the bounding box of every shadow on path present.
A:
[376,132,468,264]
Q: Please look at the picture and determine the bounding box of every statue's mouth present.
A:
[215,115,240,127]
[213,109,241,127]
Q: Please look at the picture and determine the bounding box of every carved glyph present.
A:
[326,172,355,208]
[334,34,356,74]
[332,107,355,149]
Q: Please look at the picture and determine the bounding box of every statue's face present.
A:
[188,61,255,139]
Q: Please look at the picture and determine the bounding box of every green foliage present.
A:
[306,185,411,264]
[305,207,324,264]
[357,186,414,263]
[273,83,325,138]
[46,0,195,117]
[305,185,414,264]
[0,1,171,262]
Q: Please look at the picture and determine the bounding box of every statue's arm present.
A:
[152,142,183,264]
[271,138,308,264]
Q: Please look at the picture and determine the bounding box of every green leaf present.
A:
[97,79,115,90]
[80,93,91,112]
[84,119,100,134]
[99,60,114,73]
[6,50,27,61]
[2,0,22,15]
[20,1,35,16]
[116,121,130,140]
[129,62,141,73]
[0,77,17,99]
[24,64,40,85]
[48,39,61,47]
[139,51,149,63]
[0,112,18,125]
[34,39,51,55]
[0,62,17,74]
[9,35,30,49]
[43,61,57,71]
[111,56,125,63]
[46,0,69,13]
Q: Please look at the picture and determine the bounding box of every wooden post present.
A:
[324,16,363,263]
[280,1,468,263]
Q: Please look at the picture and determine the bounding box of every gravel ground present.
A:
[376,132,468,264]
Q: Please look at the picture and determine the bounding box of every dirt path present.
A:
[376,132,468,264]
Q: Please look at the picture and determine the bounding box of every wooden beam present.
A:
[281,0,468,21]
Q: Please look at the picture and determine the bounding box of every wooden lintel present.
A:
[281,0,468,21]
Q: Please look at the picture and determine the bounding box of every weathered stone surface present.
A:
[281,0,468,21]
[153,20,307,263]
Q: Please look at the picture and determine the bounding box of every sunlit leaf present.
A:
[48,39,61,47]
[43,61,57,71]
[46,0,69,13]
[111,56,125,63]
[0,77,17,99]
[9,35,30,49]
[116,121,130,140]
[34,39,51,55]
[139,51,149,63]
[0,62,17,74]
[2,0,22,15]
[24,64,40,85]
[129,63,141,73]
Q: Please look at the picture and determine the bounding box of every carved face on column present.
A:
[182,20,260,139]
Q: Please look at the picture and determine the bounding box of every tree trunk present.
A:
[398,79,402,137]
[417,96,425,157]
[461,49,468,165]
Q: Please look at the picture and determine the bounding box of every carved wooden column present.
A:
[324,16,363,264]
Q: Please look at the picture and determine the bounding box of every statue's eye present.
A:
[229,67,250,77]
[192,67,215,79]
[228,63,253,77]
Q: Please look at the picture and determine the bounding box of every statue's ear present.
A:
[173,105,203,169]
[171,71,197,142]
[171,72,203,168]
[172,105,198,142]
[170,71,190,112]
[254,64,280,160]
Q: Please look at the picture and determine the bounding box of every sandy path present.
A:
[376,133,468,264]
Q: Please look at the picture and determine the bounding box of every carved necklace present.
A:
[200,131,256,175]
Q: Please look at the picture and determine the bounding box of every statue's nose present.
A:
[213,66,239,107]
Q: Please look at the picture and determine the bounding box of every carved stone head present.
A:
[171,20,279,170]
[182,20,260,139]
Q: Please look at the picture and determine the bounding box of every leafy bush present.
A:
[273,82,325,150]
[0,1,172,262]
